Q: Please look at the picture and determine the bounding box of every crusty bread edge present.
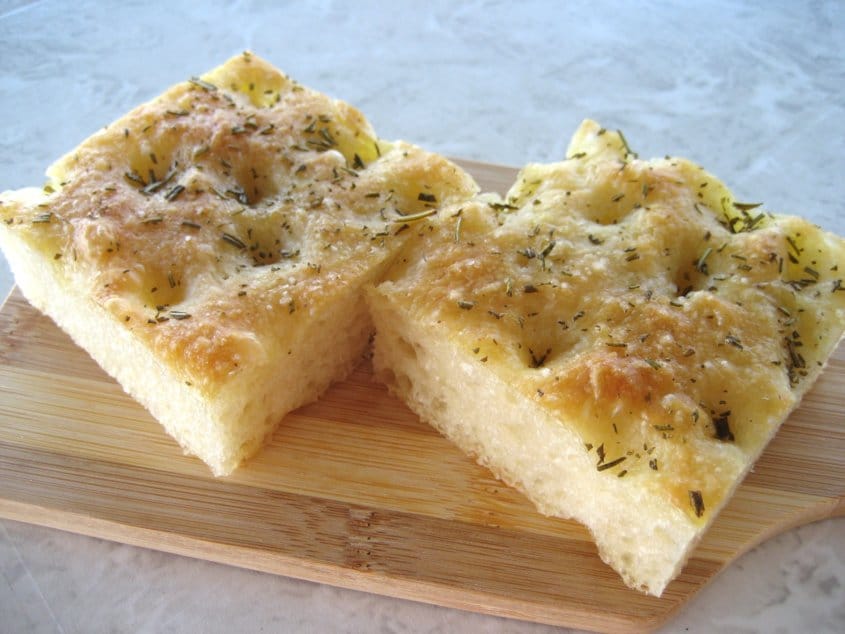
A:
[0,222,375,476]
[366,282,709,595]
[0,225,219,464]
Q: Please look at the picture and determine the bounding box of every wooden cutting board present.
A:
[0,159,842,634]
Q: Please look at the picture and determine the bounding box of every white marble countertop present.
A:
[1,1,843,632]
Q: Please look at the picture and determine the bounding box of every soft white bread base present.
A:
[367,284,700,595]
[362,121,845,595]
[1,227,373,476]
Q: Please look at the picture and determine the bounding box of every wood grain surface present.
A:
[0,160,843,633]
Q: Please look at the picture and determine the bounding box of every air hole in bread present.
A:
[380,366,412,395]
[124,153,179,197]
[430,396,447,416]
[118,119,190,199]
[673,262,709,298]
[223,161,285,208]
[395,336,418,362]
[394,371,412,395]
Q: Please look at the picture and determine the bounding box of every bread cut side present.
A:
[0,52,478,476]
[367,120,845,595]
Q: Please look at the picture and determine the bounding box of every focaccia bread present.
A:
[0,52,477,476]
[367,119,845,595]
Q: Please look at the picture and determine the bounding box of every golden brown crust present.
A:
[0,52,478,475]
[378,119,845,525]
[1,52,478,391]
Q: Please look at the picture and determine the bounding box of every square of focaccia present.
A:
[0,52,477,476]
[367,119,845,595]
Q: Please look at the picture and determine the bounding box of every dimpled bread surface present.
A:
[0,52,478,475]
[367,119,845,594]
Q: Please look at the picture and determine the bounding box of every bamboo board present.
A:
[0,160,843,633]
